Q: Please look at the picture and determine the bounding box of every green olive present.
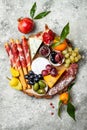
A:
[38,80,46,88]
[33,83,39,91]
[37,89,46,94]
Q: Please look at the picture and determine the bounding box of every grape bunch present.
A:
[41,64,58,77]
[62,47,81,67]
[24,70,43,85]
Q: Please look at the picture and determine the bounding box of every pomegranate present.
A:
[18,17,34,34]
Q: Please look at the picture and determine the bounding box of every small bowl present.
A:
[49,51,65,66]
[32,81,48,96]
[39,45,50,57]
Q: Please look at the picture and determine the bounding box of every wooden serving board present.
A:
[24,42,67,98]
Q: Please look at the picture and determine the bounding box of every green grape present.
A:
[68,47,72,52]
[65,59,71,64]
[65,53,70,58]
[64,63,70,68]
[68,51,72,56]
[62,49,68,55]
[70,56,75,63]
[74,57,79,62]
[72,52,77,57]
[77,54,81,60]
[74,48,79,53]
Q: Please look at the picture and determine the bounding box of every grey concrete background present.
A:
[0,0,87,130]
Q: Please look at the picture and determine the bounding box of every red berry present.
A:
[42,29,55,45]
[50,103,53,106]
[50,67,58,77]
[51,112,54,115]
[18,17,34,34]
[41,70,48,76]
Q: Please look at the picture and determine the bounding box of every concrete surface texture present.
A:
[0,0,87,130]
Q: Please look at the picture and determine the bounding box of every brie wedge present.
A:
[31,57,50,74]
[28,36,42,59]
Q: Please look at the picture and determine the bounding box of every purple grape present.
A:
[50,68,58,77]
[46,64,52,73]
[41,70,48,76]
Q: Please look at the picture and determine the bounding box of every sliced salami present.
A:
[47,63,78,96]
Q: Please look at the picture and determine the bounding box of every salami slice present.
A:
[47,63,78,96]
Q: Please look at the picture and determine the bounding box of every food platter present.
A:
[5,24,81,100]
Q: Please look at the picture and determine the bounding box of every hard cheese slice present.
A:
[43,68,66,88]
[29,36,42,59]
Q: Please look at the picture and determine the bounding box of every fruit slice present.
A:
[10,67,19,77]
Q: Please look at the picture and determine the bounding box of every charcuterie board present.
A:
[5,24,81,99]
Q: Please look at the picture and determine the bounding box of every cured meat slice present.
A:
[47,63,78,96]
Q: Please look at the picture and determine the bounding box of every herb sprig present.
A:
[30,2,51,20]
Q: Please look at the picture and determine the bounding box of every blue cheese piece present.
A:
[29,36,42,59]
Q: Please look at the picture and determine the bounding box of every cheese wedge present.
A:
[29,36,42,59]
[43,68,66,88]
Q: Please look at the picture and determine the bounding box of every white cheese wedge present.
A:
[29,36,42,59]
[31,57,50,74]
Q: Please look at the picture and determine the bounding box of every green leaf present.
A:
[30,2,37,19]
[51,23,70,48]
[51,41,61,48]
[68,82,75,92]
[34,11,51,19]
[58,100,62,117]
[67,102,76,121]
[60,22,70,42]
